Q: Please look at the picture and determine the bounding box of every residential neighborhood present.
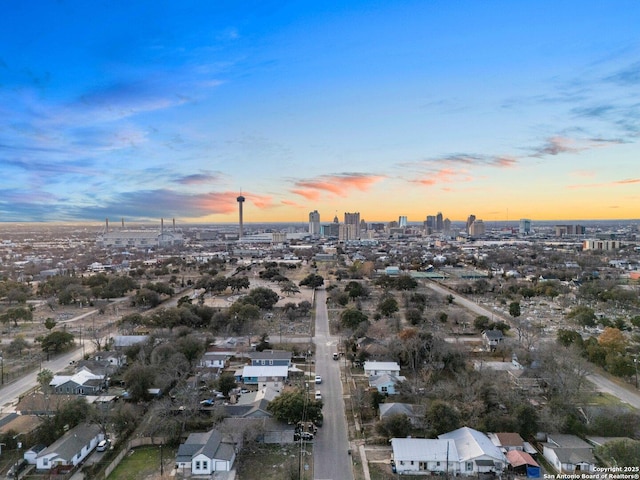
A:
[0,218,639,479]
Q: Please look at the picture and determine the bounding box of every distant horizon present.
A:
[0,217,639,229]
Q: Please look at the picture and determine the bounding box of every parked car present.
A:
[332,353,339,360]
[314,390,322,400]
[315,375,322,384]
[97,439,110,452]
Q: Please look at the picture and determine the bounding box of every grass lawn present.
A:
[236,444,314,480]
[107,446,175,480]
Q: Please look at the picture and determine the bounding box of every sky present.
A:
[1,1,640,225]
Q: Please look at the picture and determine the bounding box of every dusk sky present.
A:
[2,1,640,225]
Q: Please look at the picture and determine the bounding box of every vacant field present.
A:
[236,443,314,480]
[107,446,175,480]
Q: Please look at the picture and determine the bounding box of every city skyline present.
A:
[2,1,640,224]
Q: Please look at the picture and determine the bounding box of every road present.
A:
[313,288,353,480]
[0,346,86,412]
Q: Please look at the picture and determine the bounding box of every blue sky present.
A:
[2,1,640,224]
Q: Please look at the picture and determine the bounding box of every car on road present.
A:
[294,431,314,442]
[315,375,322,384]
[332,353,339,360]
[315,390,322,400]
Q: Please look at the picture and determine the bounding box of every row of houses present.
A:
[391,428,613,476]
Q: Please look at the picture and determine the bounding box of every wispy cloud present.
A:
[530,136,623,157]
[567,177,640,190]
[291,173,384,200]
[176,172,224,185]
[606,61,640,86]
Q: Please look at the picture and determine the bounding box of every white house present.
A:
[238,365,288,391]
[363,361,401,376]
[36,423,103,471]
[176,429,235,474]
[198,352,230,369]
[438,427,506,475]
[543,434,596,474]
[391,438,460,475]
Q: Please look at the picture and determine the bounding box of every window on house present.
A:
[381,386,388,392]
[203,461,208,469]
[269,360,273,365]
[466,462,473,471]
[437,462,440,467]
[195,461,201,469]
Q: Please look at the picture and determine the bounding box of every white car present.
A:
[314,390,322,400]
[315,375,322,384]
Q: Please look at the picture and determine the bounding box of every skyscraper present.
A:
[343,212,360,240]
[237,194,245,239]
[466,214,476,234]
[436,212,444,232]
[398,215,408,227]
[309,210,320,236]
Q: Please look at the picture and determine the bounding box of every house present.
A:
[542,434,596,474]
[438,427,507,475]
[506,450,541,478]
[368,373,405,395]
[49,368,105,395]
[175,429,235,474]
[482,330,504,351]
[198,352,230,370]
[364,361,401,376]
[24,444,46,465]
[249,350,292,367]
[379,403,425,427]
[488,432,525,452]
[391,438,460,475]
[224,387,279,419]
[36,423,103,471]
[112,335,149,350]
[237,365,288,391]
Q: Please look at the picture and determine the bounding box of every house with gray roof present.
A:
[438,426,507,475]
[368,373,405,395]
[542,434,596,474]
[249,350,292,367]
[379,403,425,426]
[36,423,103,471]
[49,368,105,395]
[175,429,236,474]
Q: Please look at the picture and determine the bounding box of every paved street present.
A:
[312,288,354,480]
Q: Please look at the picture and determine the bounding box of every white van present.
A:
[97,439,109,452]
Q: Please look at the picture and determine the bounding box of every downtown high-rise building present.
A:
[342,212,361,241]
[309,210,320,236]
[436,212,444,232]
[519,218,531,235]
[466,214,476,234]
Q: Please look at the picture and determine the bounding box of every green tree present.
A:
[123,364,156,403]
[340,308,369,330]
[509,301,521,319]
[425,400,461,436]
[376,413,413,440]
[567,305,597,328]
[377,296,399,318]
[345,281,367,300]
[37,368,54,393]
[557,329,584,348]
[243,287,280,309]
[474,316,491,331]
[396,274,418,290]
[218,373,237,396]
[299,274,324,289]
[267,389,323,424]
[40,330,75,355]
